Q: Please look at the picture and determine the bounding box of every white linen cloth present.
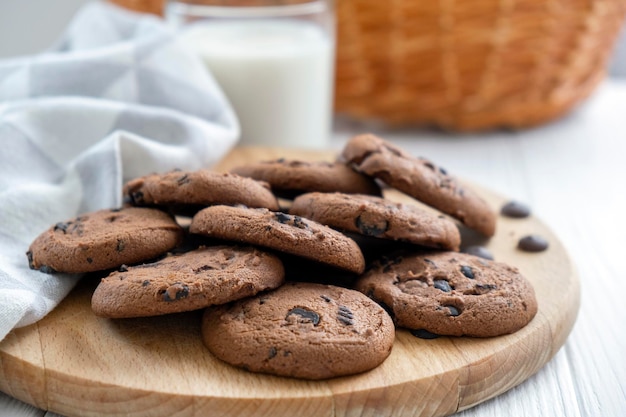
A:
[0,1,239,341]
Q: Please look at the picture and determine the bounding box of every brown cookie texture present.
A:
[27,207,183,274]
[230,159,381,198]
[202,282,395,379]
[354,252,537,337]
[289,192,461,251]
[91,245,285,318]
[341,134,497,237]
[189,205,366,274]
[123,169,279,213]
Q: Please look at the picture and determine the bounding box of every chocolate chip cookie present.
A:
[123,169,279,214]
[289,192,461,251]
[341,134,497,237]
[230,159,381,198]
[190,205,366,274]
[202,282,395,379]
[355,252,537,337]
[27,207,183,274]
[91,245,285,318]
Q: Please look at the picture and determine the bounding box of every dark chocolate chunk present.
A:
[292,215,309,230]
[274,212,292,224]
[131,191,144,205]
[119,264,129,272]
[460,265,475,279]
[26,251,34,269]
[142,280,150,286]
[286,307,320,326]
[116,239,125,252]
[163,283,189,301]
[39,265,56,274]
[110,207,122,212]
[501,201,531,218]
[320,295,332,302]
[462,245,494,260]
[54,222,68,233]
[433,279,452,292]
[193,264,216,273]
[446,305,460,316]
[410,329,440,339]
[86,257,93,264]
[355,214,389,237]
[177,174,190,185]
[518,235,549,252]
[268,347,277,359]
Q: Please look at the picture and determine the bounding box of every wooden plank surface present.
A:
[0,147,579,417]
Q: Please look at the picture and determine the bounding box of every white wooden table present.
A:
[2,80,625,416]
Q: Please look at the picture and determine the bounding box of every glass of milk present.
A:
[167,0,335,149]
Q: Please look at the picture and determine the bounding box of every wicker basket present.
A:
[111,0,626,131]
[335,0,626,130]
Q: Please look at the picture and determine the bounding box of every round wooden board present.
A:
[0,147,580,417]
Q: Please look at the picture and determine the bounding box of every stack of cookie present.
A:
[26,134,538,380]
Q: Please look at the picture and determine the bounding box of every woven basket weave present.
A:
[335,0,626,130]
[111,0,626,131]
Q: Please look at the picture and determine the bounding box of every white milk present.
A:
[179,19,334,149]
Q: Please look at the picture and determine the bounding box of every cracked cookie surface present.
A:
[355,252,537,337]
[231,159,381,199]
[190,205,366,274]
[202,282,395,379]
[91,245,284,318]
[123,169,279,214]
[341,134,496,236]
[290,192,461,251]
[27,207,183,274]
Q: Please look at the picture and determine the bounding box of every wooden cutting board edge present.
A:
[0,146,581,417]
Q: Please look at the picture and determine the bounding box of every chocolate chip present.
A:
[439,166,448,176]
[355,214,389,237]
[292,215,309,230]
[423,161,436,171]
[26,251,34,269]
[142,280,150,286]
[501,201,531,218]
[268,347,277,359]
[337,305,354,325]
[476,283,497,293]
[193,264,215,273]
[462,245,494,260]
[286,307,320,326]
[119,264,129,272]
[54,222,68,233]
[460,265,474,279]
[116,239,125,252]
[86,257,93,264]
[131,191,144,205]
[177,174,190,185]
[423,258,436,267]
[320,295,332,302]
[39,265,56,274]
[110,207,122,212]
[410,329,440,339]
[518,235,549,252]
[433,279,452,292]
[163,283,189,302]
[446,305,460,316]
[274,212,292,224]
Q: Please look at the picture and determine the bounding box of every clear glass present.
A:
[166,0,335,149]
